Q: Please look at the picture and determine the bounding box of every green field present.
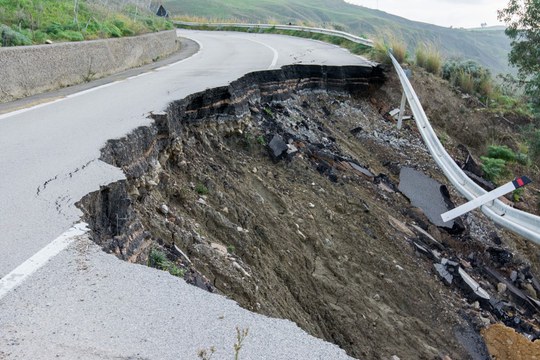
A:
[164,0,513,75]
[0,0,172,46]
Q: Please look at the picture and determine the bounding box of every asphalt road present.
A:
[0,30,367,359]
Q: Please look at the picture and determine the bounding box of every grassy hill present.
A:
[164,0,513,75]
[0,0,172,46]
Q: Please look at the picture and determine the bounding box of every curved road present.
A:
[0,30,366,359]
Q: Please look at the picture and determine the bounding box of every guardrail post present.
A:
[397,91,407,130]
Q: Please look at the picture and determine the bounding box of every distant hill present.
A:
[163,0,514,75]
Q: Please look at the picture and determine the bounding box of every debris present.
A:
[232,261,251,277]
[434,263,454,285]
[173,244,192,264]
[484,267,540,313]
[388,216,415,237]
[458,267,490,301]
[410,224,444,250]
[398,167,463,232]
[348,161,375,178]
[268,134,288,160]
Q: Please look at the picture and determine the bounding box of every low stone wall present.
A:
[0,30,180,103]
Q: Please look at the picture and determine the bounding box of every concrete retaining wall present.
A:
[0,30,180,103]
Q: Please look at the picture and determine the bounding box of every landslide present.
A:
[80,64,540,359]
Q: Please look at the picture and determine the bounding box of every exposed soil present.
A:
[80,64,540,360]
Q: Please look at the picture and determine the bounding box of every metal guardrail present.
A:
[175,21,374,47]
[177,21,540,245]
[389,53,540,245]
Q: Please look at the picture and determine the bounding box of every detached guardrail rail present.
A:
[177,21,540,245]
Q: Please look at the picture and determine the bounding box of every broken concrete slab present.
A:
[435,263,454,285]
[458,267,491,302]
[398,167,464,233]
[411,224,444,250]
[268,134,288,160]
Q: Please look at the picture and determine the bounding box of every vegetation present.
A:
[195,183,209,195]
[233,327,249,360]
[415,43,442,75]
[480,145,529,184]
[168,0,513,75]
[498,0,540,115]
[176,23,371,57]
[0,0,173,46]
[147,248,185,277]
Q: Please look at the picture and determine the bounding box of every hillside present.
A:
[80,64,540,359]
[164,0,513,75]
[0,0,172,46]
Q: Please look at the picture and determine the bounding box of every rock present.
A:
[197,198,207,205]
[268,134,288,160]
[252,167,258,173]
[45,39,53,44]
[434,263,453,285]
[390,356,400,360]
[497,283,507,294]
[388,216,415,237]
[308,203,315,208]
[221,207,229,214]
[523,283,537,299]
[159,204,169,215]
[210,243,228,256]
[373,294,381,301]
[287,144,298,155]
[510,270,518,283]
[472,301,480,310]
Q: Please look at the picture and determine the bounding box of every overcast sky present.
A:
[344,0,509,28]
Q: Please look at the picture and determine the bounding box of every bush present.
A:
[415,43,443,75]
[58,30,84,41]
[481,156,507,181]
[0,24,32,46]
[487,145,516,162]
[148,248,185,278]
[389,37,407,64]
[442,59,493,96]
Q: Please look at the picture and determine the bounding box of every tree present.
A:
[498,0,540,114]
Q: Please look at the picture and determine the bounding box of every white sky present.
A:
[344,0,509,28]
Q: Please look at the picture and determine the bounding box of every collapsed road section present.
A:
[79,64,540,359]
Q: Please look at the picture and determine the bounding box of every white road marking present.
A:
[237,37,279,69]
[0,223,88,300]
[0,40,203,121]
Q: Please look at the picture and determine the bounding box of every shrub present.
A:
[481,156,507,182]
[370,38,390,64]
[415,43,443,75]
[389,37,407,64]
[442,59,492,96]
[0,24,32,46]
[148,248,185,278]
[195,183,209,195]
[58,30,84,41]
[487,145,516,162]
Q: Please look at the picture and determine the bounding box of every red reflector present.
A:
[517,178,525,187]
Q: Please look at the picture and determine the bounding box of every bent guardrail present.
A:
[389,52,540,245]
[177,21,540,245]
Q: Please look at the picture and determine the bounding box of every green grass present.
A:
[0,0,173,46]
[167,0,513,75]
[147,248,185,278]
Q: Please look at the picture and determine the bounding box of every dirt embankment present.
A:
[80,64,540,359]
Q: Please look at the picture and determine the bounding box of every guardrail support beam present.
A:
[397,91,407,130]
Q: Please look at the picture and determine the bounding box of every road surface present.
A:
[0,30,367,359]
